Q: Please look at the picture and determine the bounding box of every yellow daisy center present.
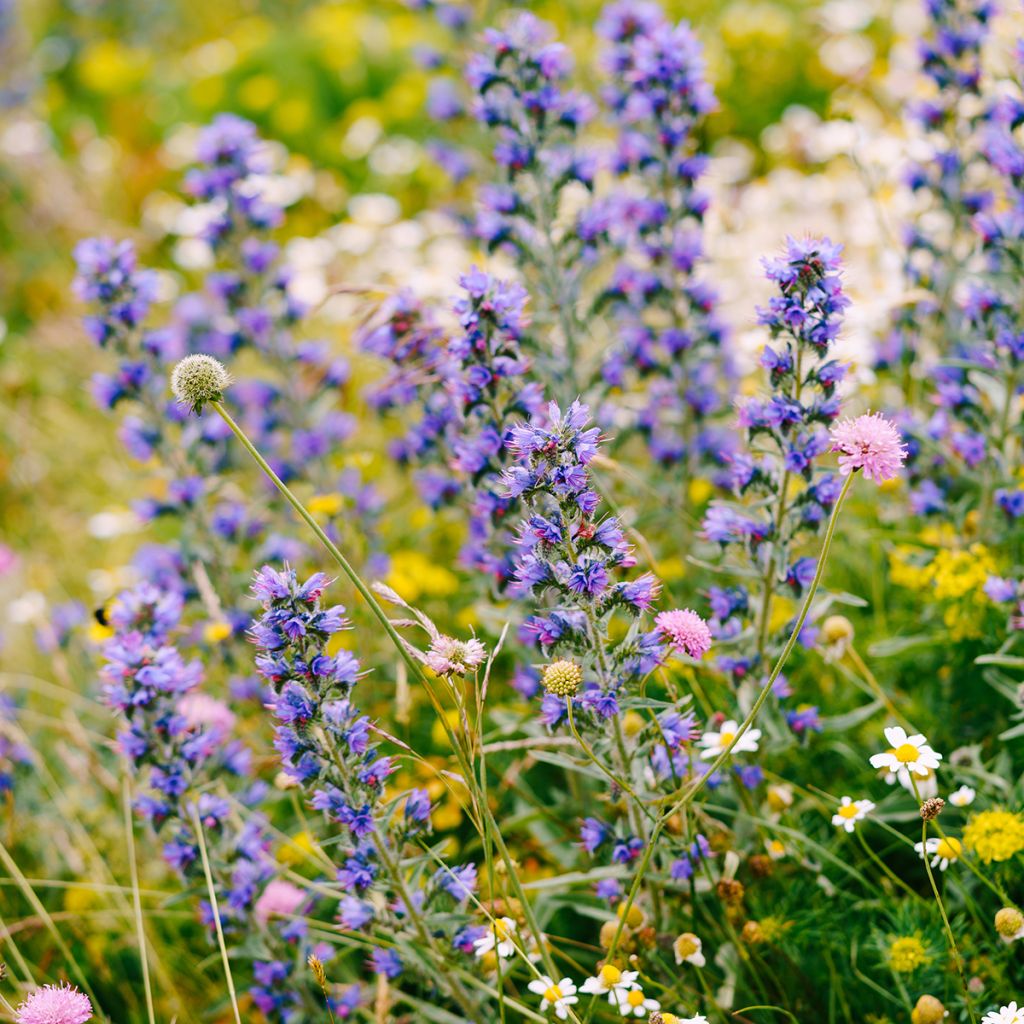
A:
[494,920,511,940]
[599,964,622,985]
[627,990,645,1008]
[543,984,563,1003]
[936,837,961,860]
[719,731,736,746]
[838,804,860,819]
[662,1016,679,1024]
[675,934,699,958]
[894,743,920,763]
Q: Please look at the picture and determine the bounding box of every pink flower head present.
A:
[654,609,713,659]
[425,635,487,676]
[254,878,307,923]
[15,984,93,1024]
[829,412,907,483]
[177,692,236,734]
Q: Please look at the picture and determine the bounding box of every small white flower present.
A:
[672,932,706,967]
[869,726,942,778]
[699,719,760,760]
[527,976,578,1020]
[949,784,976,807]
[831,796,875,833]
[660,1016,710,1024]
[579,964,638,1002]
[982,1003,1024,1024]
[473,917,517,959]
[765,838,787,860]
[914,836,962,871]
[613,985,661,1018]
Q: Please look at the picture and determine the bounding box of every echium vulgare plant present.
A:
[359,268,544,586]
[892,38,1024,646]
[467,10,598,380]
[701,238,853,708]
[502,397,721,893]
[589,2,737,484]
[74,113,382,628]
[248,564,484,1018]
[876,0,995,378]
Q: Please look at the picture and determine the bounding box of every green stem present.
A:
[583,470,855,1023]
[189,805,242,1024]
[122,776,156,1024]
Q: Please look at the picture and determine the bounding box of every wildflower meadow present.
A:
[3,0,1024,1021]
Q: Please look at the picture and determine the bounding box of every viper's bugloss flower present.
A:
[14,984,93,1024]
[829,412,908,483]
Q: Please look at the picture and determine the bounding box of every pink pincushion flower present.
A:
[177,692,236,734]
[425,635,487,676]
[829,412,907,483]
[254,879,307,923]
[654,609,713,659]
[15,984,93,1024]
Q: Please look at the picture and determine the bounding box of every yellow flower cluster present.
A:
[888,935,930,973]
[962,809,1024,864]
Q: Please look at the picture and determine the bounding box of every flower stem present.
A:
[190,804,242,1024]
[583,470,855,1023]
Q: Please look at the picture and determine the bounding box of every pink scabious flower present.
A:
[15,984,93,1024]
[425,635,487,676]
[654,609,713,659]
[829,412,907,483]
[254,878,307,923]
[177,692,236,734]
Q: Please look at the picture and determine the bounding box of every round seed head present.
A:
[170,354,232,413]
[541,659,583,697]
[995,906,1024,937]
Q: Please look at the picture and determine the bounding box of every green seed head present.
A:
[170,354,232,414]
[542,659,583,697]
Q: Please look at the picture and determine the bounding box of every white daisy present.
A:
[914,836,962,871]
[613,985,661,1018]
[660,1016,710,1024]
[672,932,706,967]
[887,763,938,799]
[472,917,518,959]
[831,796,875,833]
[527,976,578,1020]
[765,838,787,860]
[579,963,639,1002]
[699,719,760,760]
[982,1003,1024,1024]
[869,726,942,778]
[949,784,976,807]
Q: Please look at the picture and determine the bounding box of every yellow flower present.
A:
[387,551,459,601]
[307,493,344,517]
[277,831,317,866]
[64,885,98,913]
[203,621,233,644]
[963,809,1024,864]
[888,935,930,973]
[926,545,996,600]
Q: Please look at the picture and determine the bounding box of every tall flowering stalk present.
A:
[590,2,736,482]
[702,237,850,696]
[248,568,481,1015]
[468,11,596,377]
[360,269,544,587]
[876,0,994,375]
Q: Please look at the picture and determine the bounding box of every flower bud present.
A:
[995,906,1024,940]
[542,659,583,697]
[919,797,945,821]
[170,354,232,413]
[911,994,945,1024]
